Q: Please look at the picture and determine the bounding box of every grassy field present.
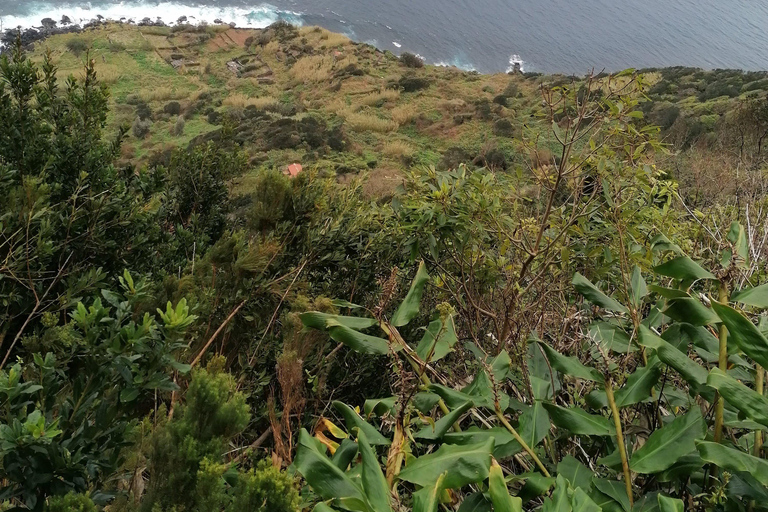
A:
[29,22,768,198]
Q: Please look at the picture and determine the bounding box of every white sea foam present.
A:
[435,58,476,72]
[0,2,303,32]
[506,53,525,73]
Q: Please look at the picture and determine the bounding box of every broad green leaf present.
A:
[416,315,458,362]
[707,368,768,427]
[630,408,706,474]
[653,256,716,281]
[294,429,371,512]
[637,326,713,400]
[412,471,445,512]
[573,273,628,313]
[632,493,662,512]
[663,297,719,326]
[357,430,391,512]
[457,493,492,512]
[413,392,441,414]
[711,302,768,369]
[489,460,523,512]
[542,475,572,512]
[443,427,522,460]
[615,364,660,407]
[590,322,636,354]
[331,439,359,470]
[588,489,625,512]
[630,265,648,309]
[557,456,592,491]
[120,387,139,403]
[592,478,630,512]
[398,438,494,490]
[364,397,397,418]
[333,402,390,446]
[391,261,429,327]
[414,401,472,440]
[314,504,340,512]
[519,402,550,450]
[656,495,683,512]
[327,322,391,355]
[301,312,378,331]
[528,338,559,400]
[332,299,364,309]
[732,283,768,308]
[538,342,604,383]
[656,454,704,483]
[696,441,768,486]
[723,221,749,268]
[430,384,477,409]
[648,285,689,299]
[570,488,601,512]
[461,368,509,410]
[650,233,682,254]
[544,403,615,436]
[516,472,555,502]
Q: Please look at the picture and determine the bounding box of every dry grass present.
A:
[362,168,403,198]
[341,109,399,133]
[383,140,415,159]
[290,55,335,83]
[320,31,351,48]
[223,94,279,109]
[391,104,417,125]
[139,87,193,103]
[357,89,400,107]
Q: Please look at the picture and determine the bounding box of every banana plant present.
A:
[540,221,768,510]
[294,264,704,512]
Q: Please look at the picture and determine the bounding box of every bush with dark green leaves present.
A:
[398,73,430,92]
[0,273,195,511]
[163,101,182,115]
[399,52,424,68]
[0,44,173,348]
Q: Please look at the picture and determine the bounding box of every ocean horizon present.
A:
[2,0,768,74]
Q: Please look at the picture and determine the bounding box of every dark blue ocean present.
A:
[2,0,768,74]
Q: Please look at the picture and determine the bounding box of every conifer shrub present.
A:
[46,493,97,512]
[248,169,293,232]
[142,362,250,512]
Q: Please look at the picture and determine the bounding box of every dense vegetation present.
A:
[3,19,768,512]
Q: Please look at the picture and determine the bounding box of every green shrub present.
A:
[398,74,430,93]
[163,101,182,115]
[142,363,250,512]
[248,169,293,232]
[65,38,88,56]
[399,52,424,68]
[493,118,514,137]
[171,115,185,136]
[492,94,508,107]
[132,117,152,138]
